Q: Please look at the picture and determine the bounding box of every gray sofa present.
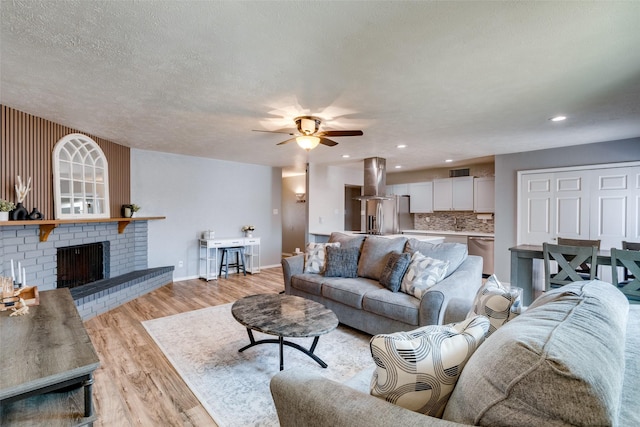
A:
[281,233,483,335]
[271,280,640,426]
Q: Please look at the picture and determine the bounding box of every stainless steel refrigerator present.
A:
[365,195,412,235]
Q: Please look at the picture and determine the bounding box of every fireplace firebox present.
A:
[57,242,110,289]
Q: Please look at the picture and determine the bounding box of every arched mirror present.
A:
[53,133,110,219]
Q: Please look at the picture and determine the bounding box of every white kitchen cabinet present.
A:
[386,183,409,196]
[408,182,433,213]
[433,176,474,211]
[474,177,495,213]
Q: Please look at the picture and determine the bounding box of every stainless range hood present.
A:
[354,157,392,200]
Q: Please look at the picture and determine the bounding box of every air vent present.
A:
[449,168,470,177]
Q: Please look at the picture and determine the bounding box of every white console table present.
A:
[199,237,261,281]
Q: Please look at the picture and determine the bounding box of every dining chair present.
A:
[621,241,640,281]
[557,238,601,278]
[543,242,599,291]
[611,248,640,303]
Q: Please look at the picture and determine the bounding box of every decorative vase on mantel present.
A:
[245,231,253,238]
[11,203,29,220]
[0,211,8,222]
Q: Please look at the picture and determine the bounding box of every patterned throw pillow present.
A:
[400,251,450,298]
[304,242,340,274]
[467,274,521,337]
[370,316,489,417]
[324,246,360,278]
[379,252,412,292]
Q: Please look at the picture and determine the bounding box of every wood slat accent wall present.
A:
[1,105,130,219]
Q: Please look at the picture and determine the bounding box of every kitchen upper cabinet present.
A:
[408,182,433,213]
[474,177,495,213]
[387,183,409,196]
[433,176,474,211]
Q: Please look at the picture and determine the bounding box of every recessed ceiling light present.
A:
[395,165,402,169]
[550,115,567,122]
[342,154,350,158]
[397,144,407,148]
[445,159,453,163]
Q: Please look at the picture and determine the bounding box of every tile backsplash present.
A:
[414,211,494,234]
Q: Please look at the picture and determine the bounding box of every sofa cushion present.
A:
[357,236,408,281]
[400,251,449,299]
[404,239,467,277]
[290,274,325,296]
[379,252,411,292]
[328,232,366,251]
[443,280,629,426]
[304,242,340,274]
[370,315,489,418]
[363,288,420,325]
[324,246,360,278]
[321,277,382,309]
[466,274,521,337]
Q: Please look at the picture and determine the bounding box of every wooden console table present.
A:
[0,288,100,426]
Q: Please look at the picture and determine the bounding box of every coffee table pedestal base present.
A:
[238,328,327,371]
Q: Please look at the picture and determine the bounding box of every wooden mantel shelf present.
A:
[0,216,165,242]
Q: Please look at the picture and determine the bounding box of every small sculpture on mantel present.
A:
[11,175,32,220]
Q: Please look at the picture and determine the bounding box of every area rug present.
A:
[142,303,373,427]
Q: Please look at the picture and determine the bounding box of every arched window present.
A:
[53,133,110,219]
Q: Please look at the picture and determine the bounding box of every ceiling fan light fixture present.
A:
[296,135,321,151]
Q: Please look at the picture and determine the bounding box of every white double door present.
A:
[518,163,640,250]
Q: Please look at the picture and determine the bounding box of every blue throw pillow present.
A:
[379,252,411,292]
[324,246,360,278]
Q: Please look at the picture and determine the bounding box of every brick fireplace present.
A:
[0,220,173,320]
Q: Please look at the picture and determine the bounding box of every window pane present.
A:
[60,179,71,195]
[72,163,83,180]
[85,165,94,181]
[86,199,95,214]
[72,151,83,163]
[73,199,83,214]
[59,161,71,179]
[59,149,70,162]
[85,182,95,195]
[61,197,72,214]
[73,180,83,195]
[95,198,104,214]
[95,183,105,198]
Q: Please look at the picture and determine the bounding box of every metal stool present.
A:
[219,247,247,278]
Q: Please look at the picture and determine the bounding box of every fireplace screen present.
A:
[57,242,109,289]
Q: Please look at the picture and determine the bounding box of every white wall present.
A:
[131,149,282,280]
[494,137,640,283]
[308,163,363,234]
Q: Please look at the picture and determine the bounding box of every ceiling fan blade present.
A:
[252,129,296,135]
[276,137,298,146]
[318,130,363,137]
[319,137,339,147]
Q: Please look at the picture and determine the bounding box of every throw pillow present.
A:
[404,239,468,278]
[324,246,360,278]
[400,251,450,298]
[357,236,408,281]
[304,242,340,274]
[328,232,366,251]
[370,315,489,418]
[379,252,411,292]
[466,274,521,337]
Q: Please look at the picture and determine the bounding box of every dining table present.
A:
[509,244,612,305]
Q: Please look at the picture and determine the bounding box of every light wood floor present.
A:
[84,267,284,426]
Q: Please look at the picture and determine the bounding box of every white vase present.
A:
[0,211,8,221]
[245,231,253,238]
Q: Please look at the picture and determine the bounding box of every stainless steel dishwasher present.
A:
[467,236,494,276]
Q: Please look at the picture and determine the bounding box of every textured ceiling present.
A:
[2,1,640,174]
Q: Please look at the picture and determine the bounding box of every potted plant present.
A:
[0,199,16,221]
[241,225,255,237]
[122,204,141,218]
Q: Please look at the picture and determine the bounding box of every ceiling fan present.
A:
[253,116,363,151]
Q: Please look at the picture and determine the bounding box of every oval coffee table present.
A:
[231,293,339,371]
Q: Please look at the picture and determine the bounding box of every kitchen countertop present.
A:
[401,229,495,238]
[309,231,444,243]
